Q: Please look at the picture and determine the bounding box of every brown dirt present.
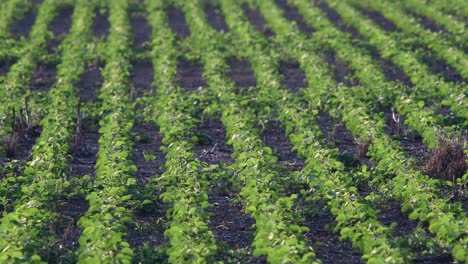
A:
[78,64,103,103]
[194,119,234,165]
[207,192,253,248]
[372,199,455,263]
[208,190,266,264]
[411,13,444,33]
[47,7,73,51]
[131,15,151,51]
[379,57,415,88]
[204,4,229,33]
[298,199,365,264]
[176,58,206,93]
[315,0,364,40]
[420,54,465,83]
[92,9,110,39]
[11,10,36,39]
[226,58,257,90]
[321,50,360,86]
[131,124,165,185]
[384,110,429,164]
[414,254,454,263]
[0,64,10,77]
[128,201,168,248]
[193,118,262,262]
[274,0,315,36]
[355,6,401,33]
[317,113,357,156]
[374,198,419,237]
[131,62,155,99]
[128,122,167,250]
[0,126,41,162]
[166,7,190,38]
[29,64,57,92]
[242,4,274,37]
[316,112,374,170]
[260,119,304,172]
[278,60,307,94]
[70,124,99,180]
[315,1,413,88]
[56,195,89,251]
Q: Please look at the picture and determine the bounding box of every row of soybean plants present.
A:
[0,0,34,62]
[287,0,455,150]
[0,0,76,201]
[259,0,468,262]
[240,0,412,262]
[76,0,137,262]
[0,0,72,156]
[185,0,322,262]
[420,0,468,21]
[323,0,467,123]
[142,0,218,262]
[0,0,95,262]
[348,0,468,80]
[286,0,467,203]
[393,0,467,48]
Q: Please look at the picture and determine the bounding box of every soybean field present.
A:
[0,0,467,263]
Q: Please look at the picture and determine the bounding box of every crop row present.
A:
[260,0,467,262]
[0,0,465,263]
[0,0,94,262]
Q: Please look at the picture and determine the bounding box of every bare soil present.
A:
[275,0,315,36]
[321,50,360,86]
[166,7,190,38]
[355,6,401,33]
[194,119,233,165]
[11,10,36,39]
[29,64,57,92]
[0,64,10,77]
[226,58,257,91]
[420,54,465,83]
[92,9,110,39]
[128,201,167,249]
[379,57,415,87]
[48,7,73,51]
[78,64,103,103]
[383,110,429,164]
[194,118,262,263]
[278,60,307,94]
[131,124,165,185]
[176,58,207,93]
[299,199,365,264]
[131,62,155,99]
[374,198,419,237]
[316,113,360,160]
[314,0,364,40]
[260,119,304,172]
[204,4,229,33]
[131,15,151,51]
[70,124,99,180]
[242,4,274,37]
[56,195,89,252]
[411,13,445,33]
[0,126,41,163]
